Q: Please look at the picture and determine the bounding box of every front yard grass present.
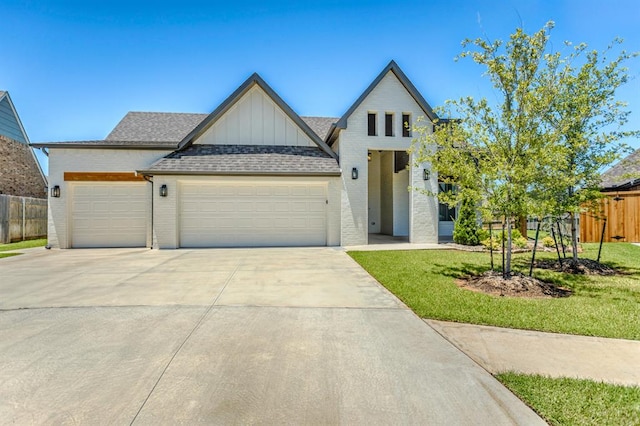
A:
[496,373,640,425]
[0,238,47,259]
[349,243,640,340]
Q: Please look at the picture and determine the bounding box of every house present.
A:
[0,91,47,198]
[33,61,449,249]
[580,148,640,243]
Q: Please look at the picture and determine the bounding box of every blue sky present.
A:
[1,0,639,173]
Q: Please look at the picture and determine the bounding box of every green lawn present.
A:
[497,373,640,425]
[0,238,47,258]
[349,243,640,340]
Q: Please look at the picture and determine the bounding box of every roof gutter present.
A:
[136,170,342,177]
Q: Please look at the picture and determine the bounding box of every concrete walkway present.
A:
[0,247,544,425]
[427,320,640,387]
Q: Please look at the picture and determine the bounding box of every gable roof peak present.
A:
[177,72,337,159]
[328,60,438,143]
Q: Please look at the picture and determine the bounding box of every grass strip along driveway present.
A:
[349,243,640,340]
[497,373,640,426]
[0,239,47,259]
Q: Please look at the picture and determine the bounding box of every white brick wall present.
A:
[337,71,438,245]
[47,148,171,248]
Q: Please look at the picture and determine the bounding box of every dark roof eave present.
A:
[602,178,640,191]
[137,170,342,177]
[30,142,179,150]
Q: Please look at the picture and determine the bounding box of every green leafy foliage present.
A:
[413,21,637,272]
[542,236,556,248]
[513,236,528,249]
[453,196,480,245]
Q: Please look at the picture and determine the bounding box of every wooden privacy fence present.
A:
[0,194,48,244]
[580,191,640,243]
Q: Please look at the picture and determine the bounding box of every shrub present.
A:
[513,236,528,249]
[453,197,480,246]
[481,238,500,250]
[477,228,490,241]
[542,236,556,248]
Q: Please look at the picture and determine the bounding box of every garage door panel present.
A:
[180,182,327,247]
[71,183,148,248]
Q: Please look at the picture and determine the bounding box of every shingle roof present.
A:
[139,144,341,176]
[106,112,207,142]
[301,116,338,141]
[601,148,640,189]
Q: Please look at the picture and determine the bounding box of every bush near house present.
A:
[453,196,480,246]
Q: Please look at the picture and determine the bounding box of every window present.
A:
[402,114,411,137]
[385,113,394,136]
[438,182,456,222]
[367,113,377,136]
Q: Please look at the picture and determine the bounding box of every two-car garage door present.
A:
[179,182,327,247]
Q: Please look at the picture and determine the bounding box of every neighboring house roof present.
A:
[601,148,640,190]
[31,140,179,149]
[300,116,338,141]
[177,73,337,159]
[1,90,47,185]
[138,145,341,176]
[326,60,438,145]
[106,112,208,142]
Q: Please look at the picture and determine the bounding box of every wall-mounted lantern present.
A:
[159,184,168,197]
[351,168,358,180]
[51,185,61,198]
[423,169,430,181]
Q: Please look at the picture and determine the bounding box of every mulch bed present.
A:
[457,271,572,299]
[535,258,616,275]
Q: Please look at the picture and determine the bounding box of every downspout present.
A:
[142,175,153,249]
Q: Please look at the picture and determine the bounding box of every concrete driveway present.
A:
[0,247,543,425]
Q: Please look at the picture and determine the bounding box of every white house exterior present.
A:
[34,61,449,249]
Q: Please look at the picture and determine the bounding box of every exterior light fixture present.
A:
[367,152,372,162]
[159,184,168,197]
[351,167,358,180]
[423,169,430,181]
[51,185,60,198]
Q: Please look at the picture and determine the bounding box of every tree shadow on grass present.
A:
[431,262,491,279]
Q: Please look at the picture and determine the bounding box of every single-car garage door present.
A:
[71,183,148,248]
[180,182,327,247]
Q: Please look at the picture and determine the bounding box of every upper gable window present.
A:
[402,114,411,137]
[385,113,394,137]
[367,113,377,136]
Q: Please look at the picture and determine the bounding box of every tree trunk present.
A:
[570,212,579,261]
[505,216,512,278]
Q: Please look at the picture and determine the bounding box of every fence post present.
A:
[22,197,26,241]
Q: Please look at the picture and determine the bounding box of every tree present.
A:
[535,40,638,262]
[413,22,555,278]
[453,195,480,246]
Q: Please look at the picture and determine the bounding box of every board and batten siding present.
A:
[338,70,438,246]
[0,96,26,143]
[47,148,171,248]
[194,86,315,147]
